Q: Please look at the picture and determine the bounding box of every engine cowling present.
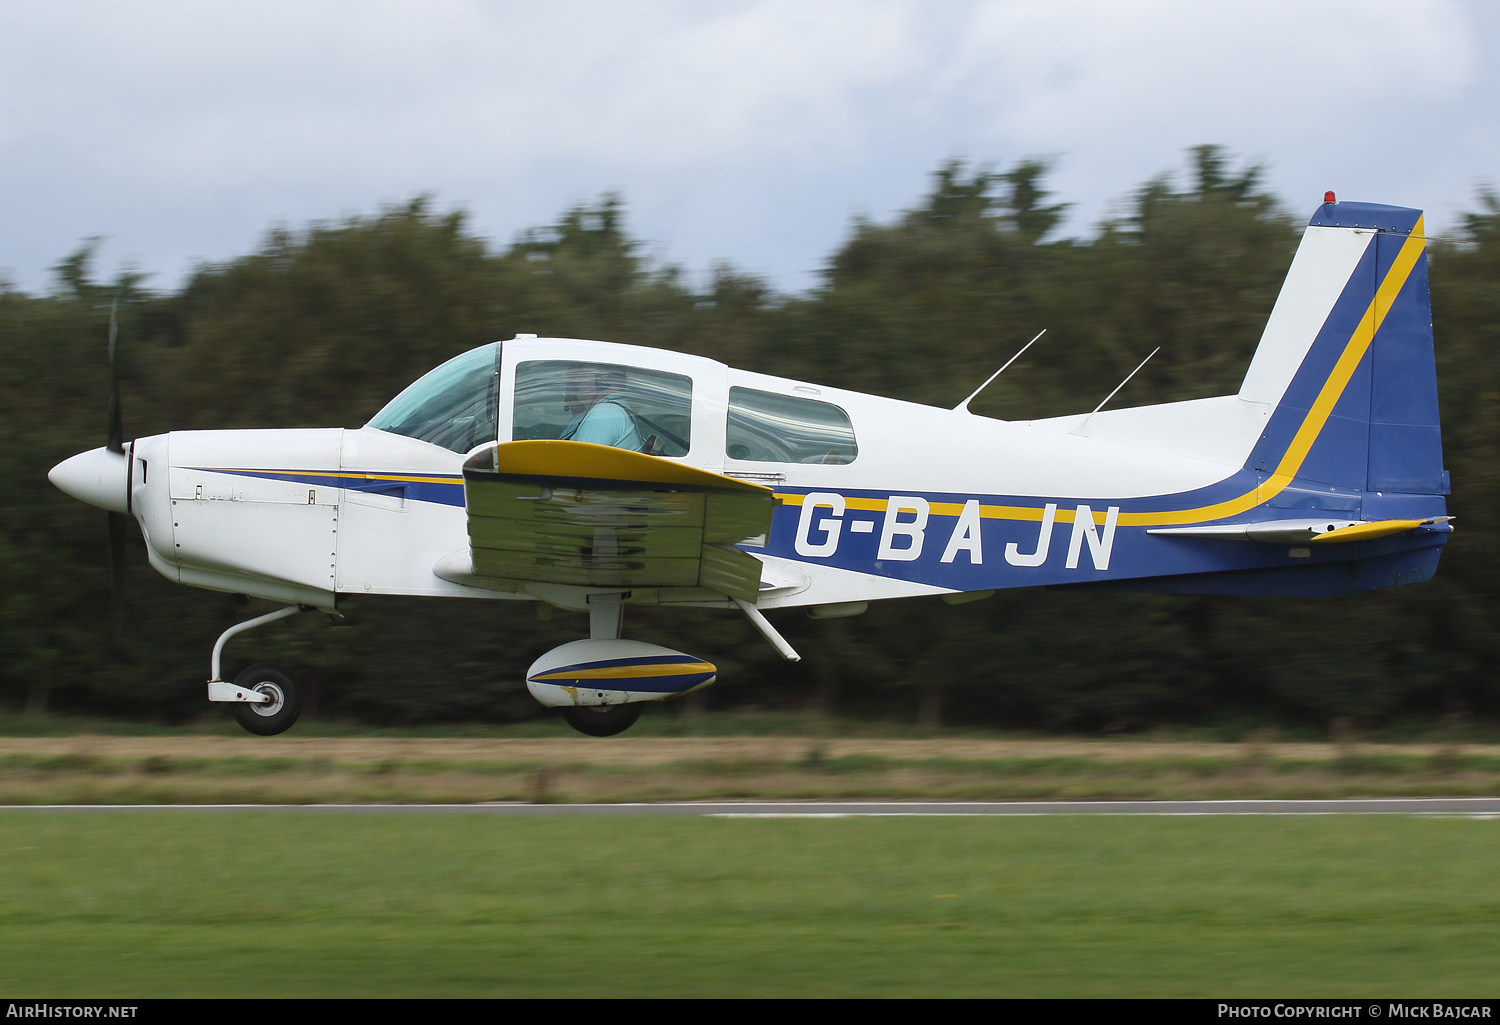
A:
[526,639,716,707]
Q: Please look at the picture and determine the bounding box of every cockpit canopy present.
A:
[368,339,858,465]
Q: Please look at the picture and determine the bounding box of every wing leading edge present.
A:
[457,441,774,602]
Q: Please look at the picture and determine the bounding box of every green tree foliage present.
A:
[770,158,1078,411]
[1,148,1490,732]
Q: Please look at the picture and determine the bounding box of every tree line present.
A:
[3,145,1496,733]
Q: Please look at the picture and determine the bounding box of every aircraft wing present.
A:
[455,440,774,602]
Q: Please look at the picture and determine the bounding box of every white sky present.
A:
[1,0,1494,295]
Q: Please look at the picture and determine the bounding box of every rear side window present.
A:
[726,388,858,465]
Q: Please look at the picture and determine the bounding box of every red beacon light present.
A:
[1324,190,1337,204]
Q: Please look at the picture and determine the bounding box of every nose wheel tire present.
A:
[231,662,303,736]
[561,703,643,737]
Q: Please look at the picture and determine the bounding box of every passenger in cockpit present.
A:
[558,365,643,451]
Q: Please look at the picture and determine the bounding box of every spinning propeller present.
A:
[105,301,129,640]
[47,299,134,640]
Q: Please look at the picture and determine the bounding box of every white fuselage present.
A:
[124,335,1266,615]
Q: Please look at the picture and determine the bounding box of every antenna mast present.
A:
[1075,346,1160,434]
[953,329,1046,413]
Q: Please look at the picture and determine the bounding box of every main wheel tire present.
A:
[231,662,303,737]
[561,703,643,738]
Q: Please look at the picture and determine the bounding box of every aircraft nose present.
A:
[48,446,130,514]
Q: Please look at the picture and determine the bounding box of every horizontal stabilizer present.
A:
[1148,516,1451,545]
[456,441,774,602]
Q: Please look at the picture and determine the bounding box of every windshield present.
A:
[368,343,501,453]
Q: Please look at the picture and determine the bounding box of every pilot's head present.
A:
[563,365,626,413]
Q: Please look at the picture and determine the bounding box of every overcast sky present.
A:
[2,0,1495,296]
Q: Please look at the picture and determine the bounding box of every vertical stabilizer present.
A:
[1239,201,1444,496]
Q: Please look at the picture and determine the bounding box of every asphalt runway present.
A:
[2,798,1499,815]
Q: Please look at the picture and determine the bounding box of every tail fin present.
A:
[1239,201,1446,496]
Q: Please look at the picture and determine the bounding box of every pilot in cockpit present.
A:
[558,365,644,452]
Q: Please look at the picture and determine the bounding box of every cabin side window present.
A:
[367,342,501,453]
[725,388,858,465]
[512,360,693,456]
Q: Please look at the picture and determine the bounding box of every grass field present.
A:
[1,812,1498,997]
[2,733,1500,803]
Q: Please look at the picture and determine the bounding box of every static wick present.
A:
[953,329,1047,413]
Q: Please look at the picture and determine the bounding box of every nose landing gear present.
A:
[206,605,310,737]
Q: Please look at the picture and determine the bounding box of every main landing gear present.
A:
[533,595,804,738]
[536,595,658,738]
[561,704,643,738]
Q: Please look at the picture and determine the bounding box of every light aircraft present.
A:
[48,197,1451,736]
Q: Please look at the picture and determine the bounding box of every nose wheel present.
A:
[230,662,303,736]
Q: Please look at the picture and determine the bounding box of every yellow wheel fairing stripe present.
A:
[531,661,716,682]
[778,222,1427,530]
